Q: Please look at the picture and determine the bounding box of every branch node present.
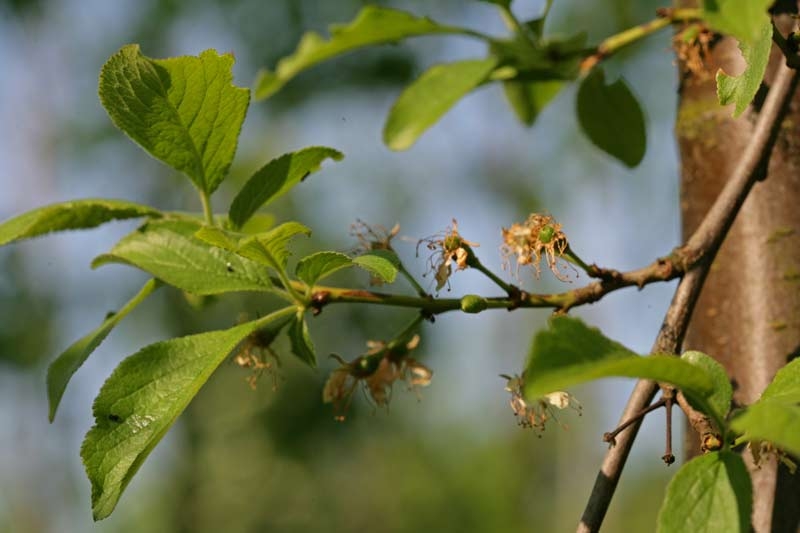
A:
[310,290,331,316]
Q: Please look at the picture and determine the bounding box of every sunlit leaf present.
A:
[194,224,241,252]
[657,451,751,533]
[352,249,400,283]
[716,20,772,117]
[295,251,353,286]
[702,0,772,45]
[0,199,161,246]
[681,350,732,430]
[730,358,800,455]
[237,222,311,272]
[576,68,646,168]
[81,307,295,520]
[92,219,273,294]
[731,401,800,456]
[229,147,343,229]
[524,316,713,401]
[99,45,249,194]
[760,357,800,404]
[47,279,161,422]
[384,58,498,150]
[254,7,480,100]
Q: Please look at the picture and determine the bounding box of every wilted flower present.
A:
[673,24,713,80]
[747,439,797,474]
[232,326,282,391]
[418,219,478,291]
[350,219,401,285]
[322,334,432,421]
[501,213,571,281]
[350,219,400,253]
[502,374,581,433]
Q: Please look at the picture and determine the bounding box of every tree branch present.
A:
[305,252,680,315]
[577,60,800,533]
[579,8,702,75]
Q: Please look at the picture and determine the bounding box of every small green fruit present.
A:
[538,225,555,244]
[460,294,488,313]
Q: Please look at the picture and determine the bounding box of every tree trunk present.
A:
[676,6,800,532]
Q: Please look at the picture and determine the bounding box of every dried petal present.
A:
[323,368,351,404]
[406,359,433,387]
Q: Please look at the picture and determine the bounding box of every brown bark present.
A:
[676,12,800,533]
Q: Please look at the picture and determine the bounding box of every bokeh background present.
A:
[0,0,686,531]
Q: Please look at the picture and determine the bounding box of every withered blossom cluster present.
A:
[418,219,478,291]
[350,219,401,285]
[232,326,282,391]
[672,24,714,80]
[500,213,571,281]
[323,334,432,421]
[502,374,582,433]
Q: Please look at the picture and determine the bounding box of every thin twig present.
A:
[602,397,666,446]
[663,396,675,465]
[579,8,702,75]
[577,59,800,533]
[305,252,680,315]
[675,391,720,451]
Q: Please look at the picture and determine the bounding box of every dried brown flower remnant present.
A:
[233,327,282,390]
[350,219,400,252]
[748,439,798,474]
[502,374,581,433]
[350,219,401,285]
[673,24,714,80]
[418,219,478,291]
[501,213,570,281]
[322,334,431,421]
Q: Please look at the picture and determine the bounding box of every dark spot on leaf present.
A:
[300,171,311,182]
[108,414,121,422]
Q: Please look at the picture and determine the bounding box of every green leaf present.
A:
[81,307,295,520]
[47,279,161,422]
[523,0,554,39]
[729,358,800,455]
[502,80,563,126]
[99,45,249,194]
[576,68,646,168]
[295,251,353,286]
[490,32,587,81]
[716,20,772,117]
[92,219,273,294]
[229,146,343,229]
[523,316,714,400]
[384,58,498,150]
[760,357,800,404]
[352,249,400,283]
[681,350,733,430]
[288,312,316,367]
[193,225,241,252]
[657,451,751,533]
[477,0,512,7]
[702,0,772,44]
[236,222,311,273]
[731,401,800,456]
[0,199,162,246]
[254,7,478,100]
